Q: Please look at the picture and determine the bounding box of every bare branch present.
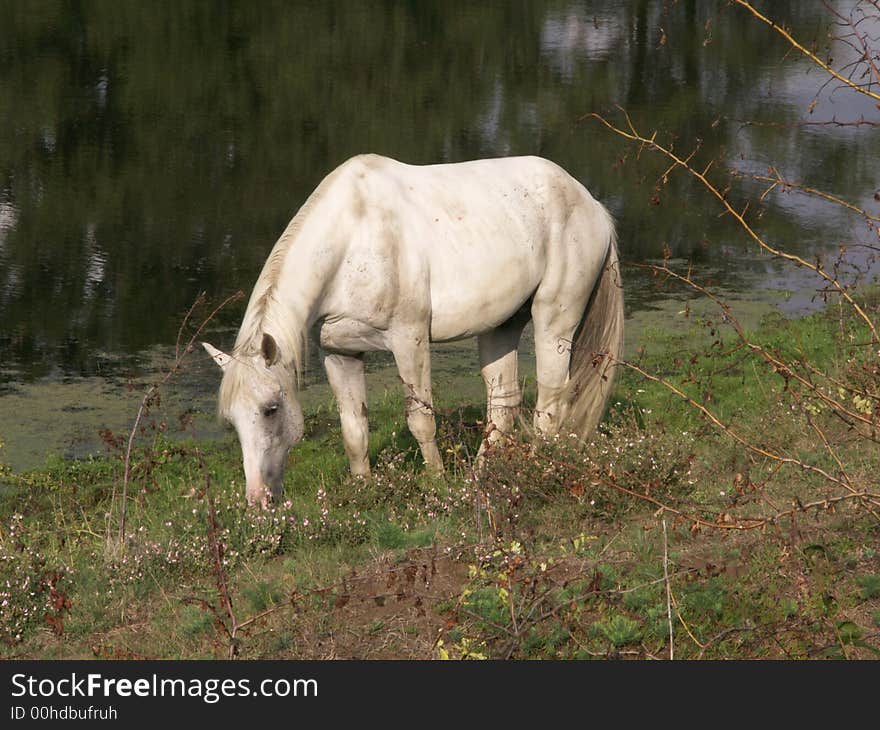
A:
[588,109,879,343]
[732,0,880,102]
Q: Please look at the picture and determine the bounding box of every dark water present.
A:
[0,1,878,467]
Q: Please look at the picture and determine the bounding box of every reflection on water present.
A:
[0,1,878,467]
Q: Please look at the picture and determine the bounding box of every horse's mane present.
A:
[217,166,346,417]
[231,214,311,372]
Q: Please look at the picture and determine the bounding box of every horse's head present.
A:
[203,333,304,508]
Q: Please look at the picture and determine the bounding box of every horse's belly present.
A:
[428,251,539,341]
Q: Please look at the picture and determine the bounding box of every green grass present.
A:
[2,297,879,659]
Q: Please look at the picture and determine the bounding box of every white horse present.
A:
[203,154,623,507]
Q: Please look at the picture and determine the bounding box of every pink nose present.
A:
[245,475,273,509]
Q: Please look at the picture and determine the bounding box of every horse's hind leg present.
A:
[391,333,444,473]
[530,299,585,436]
[477,317,528,457]
[324,353,371,477]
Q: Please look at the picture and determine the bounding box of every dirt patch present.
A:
[277,548,470,660]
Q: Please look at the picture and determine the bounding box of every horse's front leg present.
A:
[391,334,444,473]
[324,352,371,477]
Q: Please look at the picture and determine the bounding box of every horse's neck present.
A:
[238,199,338,367]
[272,212,336,325]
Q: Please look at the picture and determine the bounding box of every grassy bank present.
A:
[2,295,879,659]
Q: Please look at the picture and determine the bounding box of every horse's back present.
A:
[323,154,614,342]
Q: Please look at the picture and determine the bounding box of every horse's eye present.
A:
[262,403,279,418]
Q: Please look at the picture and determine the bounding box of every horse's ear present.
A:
[202,342,232,371]
[261,333,279,367]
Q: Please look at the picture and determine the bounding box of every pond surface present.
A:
[1,1,878,470]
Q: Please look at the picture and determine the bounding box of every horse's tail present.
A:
[560,205,624,439]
